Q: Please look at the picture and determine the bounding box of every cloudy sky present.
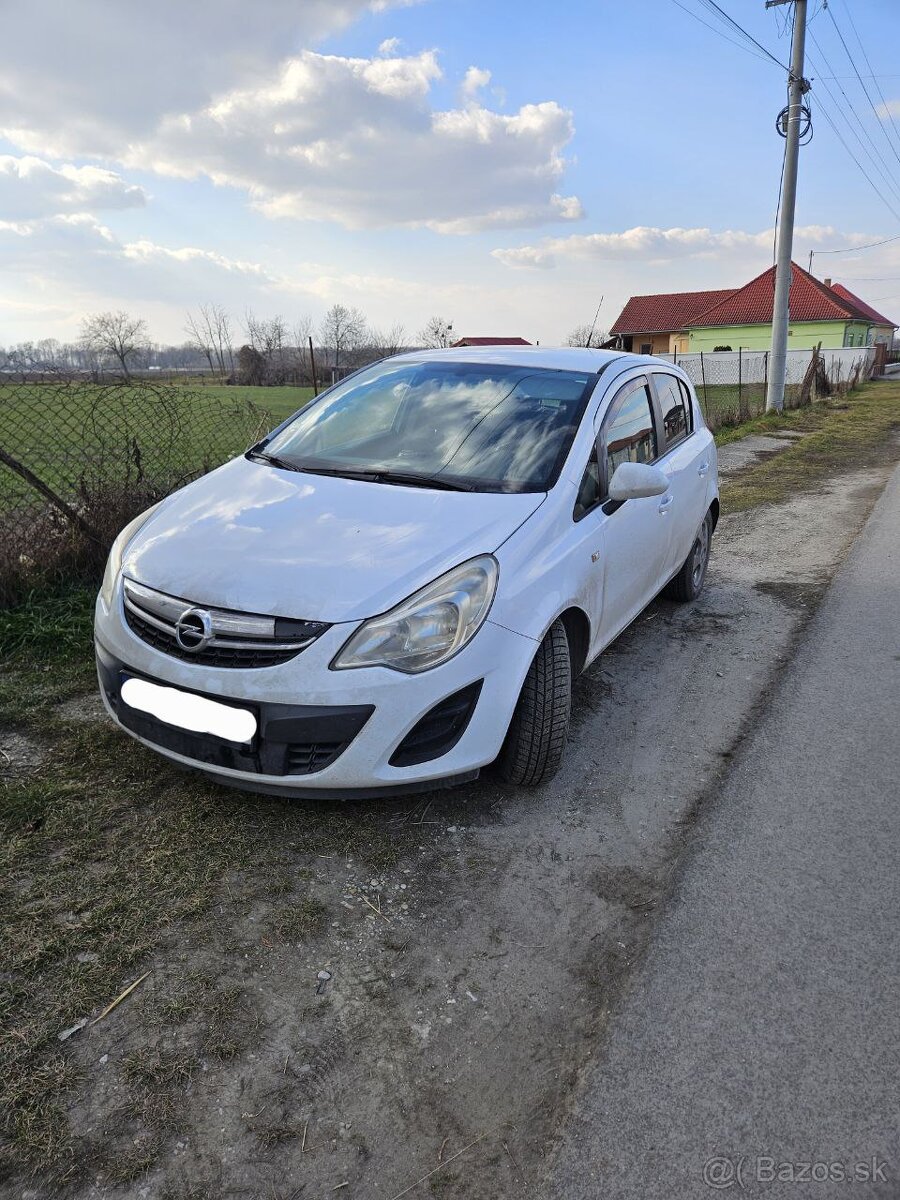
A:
[2,0,900,347]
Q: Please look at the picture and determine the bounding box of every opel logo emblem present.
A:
[174,607,214,652]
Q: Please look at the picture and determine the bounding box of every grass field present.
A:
[168,382,316,422]
[0,381,307,510]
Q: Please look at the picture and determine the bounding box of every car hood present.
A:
[123,456,544,622]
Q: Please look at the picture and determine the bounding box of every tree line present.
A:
[0,306,608,384]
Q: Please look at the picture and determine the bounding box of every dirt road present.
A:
[10,435,898,1200]
[549,462,900,1199]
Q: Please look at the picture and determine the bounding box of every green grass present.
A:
[719,380,900,512]
[168,381,316,422]
[0,586,96,661]
[0,381,305,511]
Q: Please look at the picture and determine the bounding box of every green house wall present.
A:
[687,320,870,352]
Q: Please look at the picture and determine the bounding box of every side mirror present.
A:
[608,461,669,501]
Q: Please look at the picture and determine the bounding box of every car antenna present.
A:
[586,296,604,348]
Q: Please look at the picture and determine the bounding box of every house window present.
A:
[639,342,653,355]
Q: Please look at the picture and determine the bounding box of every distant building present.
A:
[608,289,734,356]
[610,262,897,353]
[450,336,532,347]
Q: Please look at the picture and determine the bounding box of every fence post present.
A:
[674,346,678,367]
[308,336,319,396]
[738,346,743,419]
[700,351,708,416]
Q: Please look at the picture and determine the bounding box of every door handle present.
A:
[697,461,710,477]
[658,494,674,513]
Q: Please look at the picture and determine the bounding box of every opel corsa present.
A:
[95,348,719,796]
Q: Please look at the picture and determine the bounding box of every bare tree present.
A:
[244,311,292,384]
[369,323,407,359]
[185,304,234,378]
[80,311,149,379]
[565,323,607,348]
[292,315,314,383]
[418,316,454,349]
[319,304,367,372]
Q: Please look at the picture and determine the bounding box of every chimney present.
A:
[824,277,832,288]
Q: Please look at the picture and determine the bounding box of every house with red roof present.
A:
[610,263,896,354]
[827,282,896,348]
[608,288,735,355]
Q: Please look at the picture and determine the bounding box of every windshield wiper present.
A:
[286,465,476,491]
[247,449,303,472]
[365,470,475,492]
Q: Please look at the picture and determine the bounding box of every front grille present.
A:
[122,578,329,669]
[285,741,345,774]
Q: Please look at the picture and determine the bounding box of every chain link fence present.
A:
[656,345,877,430]
[0,376,272,608]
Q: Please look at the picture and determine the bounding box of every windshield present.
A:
[259,360,594,493]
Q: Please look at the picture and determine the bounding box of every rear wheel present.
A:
[499,619,571,786]
[663,510,712,602]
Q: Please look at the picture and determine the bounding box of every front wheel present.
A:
[662,510,712,602]
[498,619,571,786]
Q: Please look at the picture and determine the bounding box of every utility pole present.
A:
[765,0,810,413]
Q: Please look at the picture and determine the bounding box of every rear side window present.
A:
[604,380,657,488]
[654,374,692,449]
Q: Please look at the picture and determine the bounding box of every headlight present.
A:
[98,504,160,610]
[331,555,498,674]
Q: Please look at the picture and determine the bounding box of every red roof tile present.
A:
[450,336,532,347]
[829,283,897,329]
[609,289,735,335]
[689,262,869,327]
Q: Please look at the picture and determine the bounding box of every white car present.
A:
[94,348,718,797]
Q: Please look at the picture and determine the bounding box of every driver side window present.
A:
[603,380,657,496]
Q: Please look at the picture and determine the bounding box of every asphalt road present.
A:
[549,463,900,1199]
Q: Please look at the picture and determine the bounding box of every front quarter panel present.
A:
[491,481,595,646]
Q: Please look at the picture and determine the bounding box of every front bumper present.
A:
[94,586,538,796]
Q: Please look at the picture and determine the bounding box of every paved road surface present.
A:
[549,464,900,1199]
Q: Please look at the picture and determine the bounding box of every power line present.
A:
[814,233,900,254]
[806,37,900,209]
[808,83,900,223]
[839,0,900,162]
[696,0,792,72]
[667,0,777,64]
[826,2,900,171]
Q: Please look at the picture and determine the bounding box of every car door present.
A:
[590,375,671,650]
[649,372,714,583]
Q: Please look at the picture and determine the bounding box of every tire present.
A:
[662,510,713,603]
[498,619,571,786]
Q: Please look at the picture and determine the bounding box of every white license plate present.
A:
[120,676,257,744]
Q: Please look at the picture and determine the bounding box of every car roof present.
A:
[388,346,666,374]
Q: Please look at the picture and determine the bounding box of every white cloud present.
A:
[0,4,577,236]
[0,155,146,222]
[127,50,580,233]
[0,0,415,158]
[875,98,900,120]
[0,214,281,319]
[491,224,855,269]
[461,66,491,103]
